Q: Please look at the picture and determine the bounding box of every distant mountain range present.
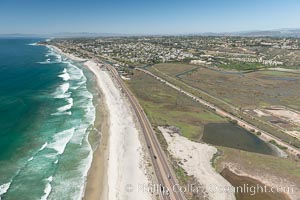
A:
[202,29,300,37]
[1,29,300,38]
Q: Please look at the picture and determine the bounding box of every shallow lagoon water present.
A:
[202,123,275,155]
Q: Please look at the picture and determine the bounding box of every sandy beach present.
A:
[83,87,110,200]
[48,45,86,62]
[49,45,152,200]
[84,61,152,200]
[159,126,236,200]
[48,45,110,199]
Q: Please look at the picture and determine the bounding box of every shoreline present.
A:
[47,44,152,200]
[83,84,109,200]
[46,45,109,200]
[41,44,297,200]
[84,60,152,200]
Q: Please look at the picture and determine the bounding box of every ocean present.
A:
[0,38,96,200]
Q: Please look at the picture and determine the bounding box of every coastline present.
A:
[48,44,152,200]
[48,45,86,62]
[84,60,152,200]
[46,45,109,200]
[83,85,109,200]
[36,43,297,200]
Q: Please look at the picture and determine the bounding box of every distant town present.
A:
[45,36,300,72]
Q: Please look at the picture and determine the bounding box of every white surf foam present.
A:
[46,49,56,57]
[57,98,73,112]
[51,111,72,116]
[43,153,57,160]
[57,55,62,62]
[47,128,75,155]
[60,82,70,94]
[64,62,84,80]
[38,61,50,64]
[41,176,53,200]
[26,142,47,163]
[27,42,37,46]
[58,68,70,81]
[79,138,93,200]
[70,81,86,90]
[70,91,95,145]
[53,82,71,99]
[39,142,48,151]
[59,73,70,81]
[39,47,63,64]
[27,157,34,162]
[41,45,96,200]
[0,181,11,198]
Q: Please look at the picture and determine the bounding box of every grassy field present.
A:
[127,70,226,199]
[151,63,197,76]
[127,70,224,141]
[148,63,300,147]
[127,68,300,200]
[151,63,300,109]
[259,70,296,76]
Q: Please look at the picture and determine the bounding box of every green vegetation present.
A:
[230,119,238,124]
[218,61,264,71]
[174,165,189,184]
[127,70,224,141]
[127,73,226,198]
[149,63,300,148]
[127,65,300,200]
[269,140,288,150]
[256,131,262,136]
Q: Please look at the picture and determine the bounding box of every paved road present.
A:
[137,68,300,156]
[105,64,186,200]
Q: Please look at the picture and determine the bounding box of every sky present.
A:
[0,0,300,35]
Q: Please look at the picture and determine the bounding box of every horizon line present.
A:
[1,27,300,38]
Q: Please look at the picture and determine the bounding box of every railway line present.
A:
[105,64,186,200]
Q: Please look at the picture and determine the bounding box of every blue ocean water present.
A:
[0,39,96,200]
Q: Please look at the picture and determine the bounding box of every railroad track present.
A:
[105,64,186,200]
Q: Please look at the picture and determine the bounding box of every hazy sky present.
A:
[0,0,299,34]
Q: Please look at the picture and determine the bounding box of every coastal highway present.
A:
[105,63,186,200]
[136,68,300,156]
